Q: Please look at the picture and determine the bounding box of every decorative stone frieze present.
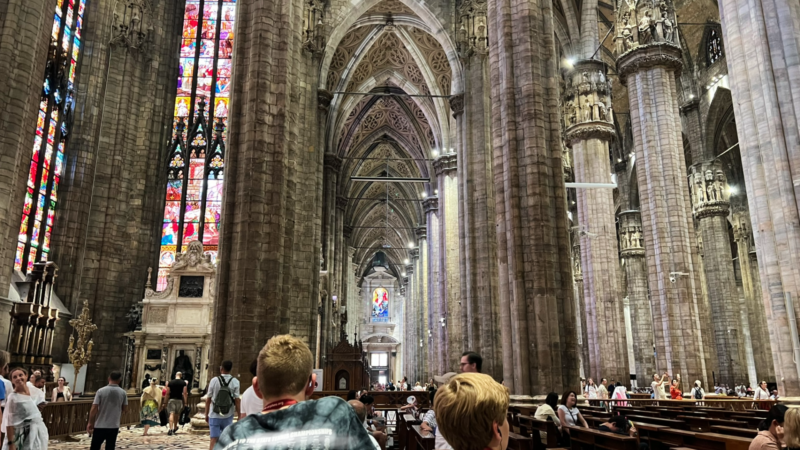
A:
[616,45,683,85]
[614,0,678,57]
[110,0,153,54]
[563,59,615,131]
[433,154,457,176]
[618,211,645,257]
[689,162,730,219]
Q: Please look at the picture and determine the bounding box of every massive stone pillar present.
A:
[0,0,53,292]
[688,162,747,385]
[732,214,774,384]
[416,228,430,382]
[320,154,341,352]
[434,154,462,372]
[572,235,591,379]
[211,0,323,378]
[405,262,416,381]
[424,197,444,376]
[488,0,579,394]
[619,211,656,383]
[719,0,800,395]
[614,0,714,383]
[564,59,629,384]
[453,3,502,379]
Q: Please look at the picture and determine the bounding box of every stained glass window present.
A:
[372,287,389,321]
[157,0,236,290]
[707,28,723,65]
[14,0,87,274]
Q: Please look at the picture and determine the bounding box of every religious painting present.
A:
[372,287,389,318]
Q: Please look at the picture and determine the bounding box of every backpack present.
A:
[213,375,235,415]
[694,388,703,400]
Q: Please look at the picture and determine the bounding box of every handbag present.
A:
[179,406,192,425]
[159,408,169,426]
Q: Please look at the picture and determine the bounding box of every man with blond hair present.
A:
[434,373,510,450]
[216,334,377,449]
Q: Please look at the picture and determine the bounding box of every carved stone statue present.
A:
[582,98,592,122]
[663,16,674,42]
[638,11,653,44]
[171,350,194,388]
[598,103,607,121]
[582,71,590,84]
[592,100,600,121]
[607,105,614,124]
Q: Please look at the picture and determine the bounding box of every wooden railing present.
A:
[589,397,778,411]
[310,390,431,408]
[43,393,203,440]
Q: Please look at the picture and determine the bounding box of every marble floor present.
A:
[50,425,211,449]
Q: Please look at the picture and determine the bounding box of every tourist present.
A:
[205,360,240,450]
[611,384,628,407]
[690,380,706,400]
[557,390,588,444]
[434,373,509,450]
[599,415,638,438]
[164,371,188,435]
[754,381,771,400]
[26,370,40,384]
[87,371,128,450]
[771,390,780,401]
[240,360,262,419]
[413,381,425,391]
[26,373,47,409]
[460,351,482,373]
[215,334,377,448]
[2,367,48,450]
[142,373,152,391]
[750,405,787,450]
[651,373,668,400]
[585,378,598,399]
[533,392,562,445]
[597,378,609,401]
[0,351,12,408]
[670,377,683,400]
[51,376,72,402]
[348,400,384,449]
[783,407,800,450]
[140,378,161,436]
[421,387,454,450]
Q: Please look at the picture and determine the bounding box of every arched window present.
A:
[372,287,389,321]
[707,28,723,65]
[14,0,87,273]
[157,0,237,290]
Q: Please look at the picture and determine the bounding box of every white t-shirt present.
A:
[207,374,240,419]
[558,405,581,427]
[26,383,46,405]
[0,376,12,407]
[241,385,262,416]
[754,387,770,400]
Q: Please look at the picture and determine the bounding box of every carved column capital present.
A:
[410,248,420,260]
[336,196,348,211]
[318,89,333,111]
[449,94,465,118]
[618,210,645,258]
[343,225,354,239]
[405,264,415,275]
[415,226,427,241]
[324,153,342,174]
[563,59,615,133]
[680,98,700,114]
[433,153,457,176]
[689,162,730,219]
[616,44,683,86]
[422,197,439,214]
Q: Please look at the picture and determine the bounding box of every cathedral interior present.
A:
[0,0,798,398]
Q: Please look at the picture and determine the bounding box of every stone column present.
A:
[320,155,341,350]
[415,228,429,382]
[487,0,579,394]
[689,162,747,385]
[572,235,591,379]
[732,214,774,384]
[619,211,656,383]
[564,59,629,384]
[405,262,416,381]
[614,1,714,383]
[719,0,800,394]
[423,197,443,375]
[333,195,347,346]
[434,154,462,373]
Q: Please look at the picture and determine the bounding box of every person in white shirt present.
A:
[585,378,598,399]
[0,351,13,409]
[239,360,262,419]
[651,373,668,400]
[26,374,47,409]
[412,382,425,391]
[689,380,706,400]
[754,381,771,400]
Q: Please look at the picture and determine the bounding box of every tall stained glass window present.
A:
[14,0,87,273]
[157,0,236,290]
[372,287,389,322]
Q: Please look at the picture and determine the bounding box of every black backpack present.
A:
[213,375,236,415]
[694,388,703,399]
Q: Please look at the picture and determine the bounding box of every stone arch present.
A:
[705,87,735,158]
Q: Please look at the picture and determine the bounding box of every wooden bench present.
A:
[613,407,661,417]
[708,426,758,439]
[583,410,612,419]
[729,415,762,429]
[400,413,421,450]
[507,431,534,450]
[627,415,689,430]
[517,415,561,449]
[637,426,752,450]
[657,409,709,420]
[411,424,435,450]
[566,426,639,450]
[677,416,748,433]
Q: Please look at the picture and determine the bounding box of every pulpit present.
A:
[323,335,370,391]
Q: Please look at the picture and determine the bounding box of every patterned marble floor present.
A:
[50,425,211,449]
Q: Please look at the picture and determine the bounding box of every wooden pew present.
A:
[566,426,639,450]
[729,415,762,429]
[637,426,752,450]
[627,415,689,430]
[517,415,561,449]
[583,411,612,419]
[613,407,661,417]
[708,426,758,439]
[582,405,609,413]
[411,424,435,450]
[507,431,534,450]
[400,413,421,450]
[677,416,748,433]
[584,416,607,428]
[656,409,708,420]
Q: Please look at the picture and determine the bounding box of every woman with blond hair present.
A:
[140,377,162,436]
[784,408,800,450]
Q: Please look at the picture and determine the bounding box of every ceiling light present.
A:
[434,189,438,195]
[617,158,622,162]
[408,242,415,249]
[432,150,439,157]
[566,57,576,65]
[404,259,409,264]
[421,192,426,198]
[729,186,738,196]
[402,272,407,277]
